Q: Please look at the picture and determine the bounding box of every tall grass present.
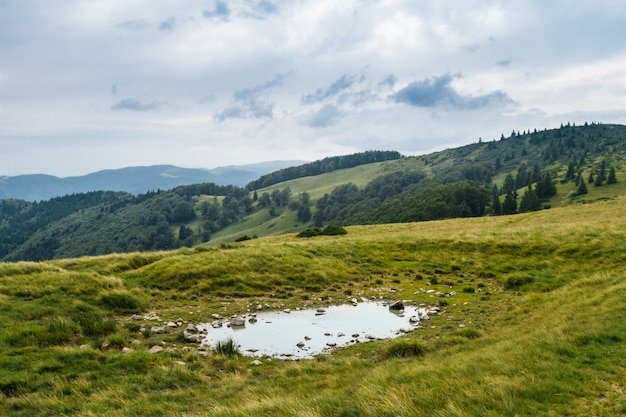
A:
[0,197,625,415]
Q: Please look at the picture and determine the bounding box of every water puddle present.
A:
[200,301,438,359]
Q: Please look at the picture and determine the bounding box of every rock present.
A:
[337,332,345,337]
[176,318,185,324]
[304,335,312,341]
[151,326,167,334]
[211,321,223,328]
[166,321,178,328]
[256,304,263,310]
[230,317,246,327]
[80,344,91,350]
[389,300,404,310]
[351,333,360,338]
[326,342,337,347]
[250,360,262,366]
[351,298,358,304]
[184,332,199,343]
[211,313,222,320]
[296,341,306,348]
[149,345,163,354]
[131,314,143,321]
[186,323,199,333]
[175,361,186,366]
[248,317,258,324]
[409,315,419,323]
[365,334,376,340]
[122,347,134,354]
[283,308,291,314]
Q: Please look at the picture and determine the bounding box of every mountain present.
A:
[0,161,305,201]
[1,123,625,262]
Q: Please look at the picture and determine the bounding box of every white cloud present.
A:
[0,0,625,176]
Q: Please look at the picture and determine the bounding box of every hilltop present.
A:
[0,197,625,415]
[1,123,625,261]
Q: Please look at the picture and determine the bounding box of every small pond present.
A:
[200,301,436,359]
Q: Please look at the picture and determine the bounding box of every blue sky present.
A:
[1,0,626,176]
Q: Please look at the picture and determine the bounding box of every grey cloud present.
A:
[111,98,160,111]
[379,74,398,88]
[159,17,177,31]
[302,74,359,104]
[255,1,279,15]
[496,58,512,67]
[392,73,512,110]
[216,74,284,121]
[305,104,341,128]
[203,0,231,21]
[115,20,150,32]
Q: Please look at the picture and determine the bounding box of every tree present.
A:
[490,186,502,215]
[607,167,617,184]
[535,173,557,200]
[171,201,196,223]
[519,186,540,212]
[501,191,517,215]
[575,176,588,196]
[296,205,312,223]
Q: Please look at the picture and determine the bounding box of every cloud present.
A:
[496,58,512,67]
[110,98,161,111]
[304,104,341,128]
[379,75,398,88]
[255,1,279,16]
[392,73,513,110]
[216,74,285,121]
[159,17,176,32]
[302,74,360,104]
[115,20,150,32]
[203,0,231,21]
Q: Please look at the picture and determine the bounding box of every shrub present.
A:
[235,235,252,242]
[381,339,427,359]
[297,225,347,238]
[98,290,146,313]
[455,328,481,340]
[214,338,241,358]
[504,274,535,290]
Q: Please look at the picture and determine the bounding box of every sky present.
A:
[1,1,626,177]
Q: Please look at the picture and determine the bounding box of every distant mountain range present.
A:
[0,161,306,201]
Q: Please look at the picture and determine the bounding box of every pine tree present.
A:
[490,186,502,215]
[575,177,588,196]
[502,191,517,215]
[519,185,540,213]
[607,167,617,184]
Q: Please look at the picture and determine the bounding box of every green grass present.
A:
[1,197,626,415]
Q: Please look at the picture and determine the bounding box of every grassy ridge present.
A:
[1,198,626,415]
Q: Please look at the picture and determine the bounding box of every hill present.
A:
[1,123,626,261]
[0,198,625,415]
[0,161,304,201]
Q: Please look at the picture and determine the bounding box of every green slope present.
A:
[1,197,625,415]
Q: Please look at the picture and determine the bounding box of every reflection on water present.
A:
[200,301,435,359]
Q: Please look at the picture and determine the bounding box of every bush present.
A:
[455,328,481,340]
[98,291,146,313]
[381,339,427,359]
[214,338,241,358]
[504,274,535,290]
[297,225,347,238]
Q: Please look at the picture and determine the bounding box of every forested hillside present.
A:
[1,124,624,261]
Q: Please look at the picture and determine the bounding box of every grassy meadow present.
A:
[1,198,626,416]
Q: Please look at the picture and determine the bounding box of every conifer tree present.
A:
[519,185,540,212]
[607,167,617,184]
[502,191,517,215]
